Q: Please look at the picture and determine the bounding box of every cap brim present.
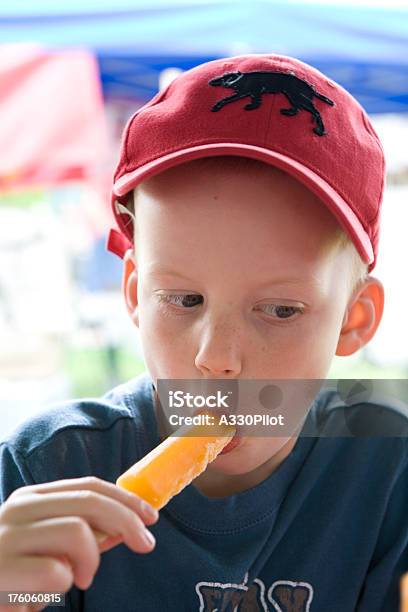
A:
[113,142,374,265]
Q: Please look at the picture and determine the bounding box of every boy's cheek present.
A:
[139,311,194,380]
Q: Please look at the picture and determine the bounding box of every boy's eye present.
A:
[159,294,203,308]
[157,294,302,320]
[257,304,302,319]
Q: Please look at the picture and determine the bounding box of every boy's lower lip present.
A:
[219,435,241,455]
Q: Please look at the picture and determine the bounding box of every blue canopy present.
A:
[1,1,407,113]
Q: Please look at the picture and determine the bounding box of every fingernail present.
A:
[141,500,159,521]
[143,529,156,546]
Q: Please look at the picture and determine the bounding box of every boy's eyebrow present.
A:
[257,277,322,289]
[145,266,194,281]
[146,265,322,290]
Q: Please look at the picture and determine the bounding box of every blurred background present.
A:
[0,0,407,438]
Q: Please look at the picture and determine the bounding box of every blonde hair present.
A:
[126,155,368,295]
[330,225,368,296]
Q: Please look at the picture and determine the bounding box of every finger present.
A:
[7,518,100,591]
[11,477,159,525]
[94,532,123,554]
[0,553,73,593]
[3,489,151,535]
[3,488,156,551]
[90,528,122,551]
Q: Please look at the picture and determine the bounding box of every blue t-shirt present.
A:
[1,372,408,612]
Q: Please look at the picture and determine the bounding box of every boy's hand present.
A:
[0,477,159,609]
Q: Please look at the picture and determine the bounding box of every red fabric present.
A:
[106,227,132,260]
[109,54,385,271]
[0,45,108,189]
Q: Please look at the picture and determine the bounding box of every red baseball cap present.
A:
[106,54,385,271]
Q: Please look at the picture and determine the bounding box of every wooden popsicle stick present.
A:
[92,528,109,546]
[401,573,408,611]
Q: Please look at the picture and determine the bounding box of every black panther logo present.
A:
[209,70,334,136]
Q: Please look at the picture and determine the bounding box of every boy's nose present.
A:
[194,322,242,377]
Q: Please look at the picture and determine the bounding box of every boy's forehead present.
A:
[134,176,345,290]
[134,159,341,239]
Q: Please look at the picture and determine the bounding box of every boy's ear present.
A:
[122,248,139,327]
[336,276,384,356]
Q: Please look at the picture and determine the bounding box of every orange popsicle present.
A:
[116,411,236,509]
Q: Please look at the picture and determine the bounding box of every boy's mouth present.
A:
[191,407,242,454]
[219,433,242,454]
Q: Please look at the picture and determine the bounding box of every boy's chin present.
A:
[209,450,269,476]
[210,437,295,475]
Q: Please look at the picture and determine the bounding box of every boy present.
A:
[0,54,407,612]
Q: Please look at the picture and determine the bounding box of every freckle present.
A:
[213,195,218,200]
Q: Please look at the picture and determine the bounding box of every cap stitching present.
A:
[123,113,140,171]
[360,109,385,225]
[370,151,386,227]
